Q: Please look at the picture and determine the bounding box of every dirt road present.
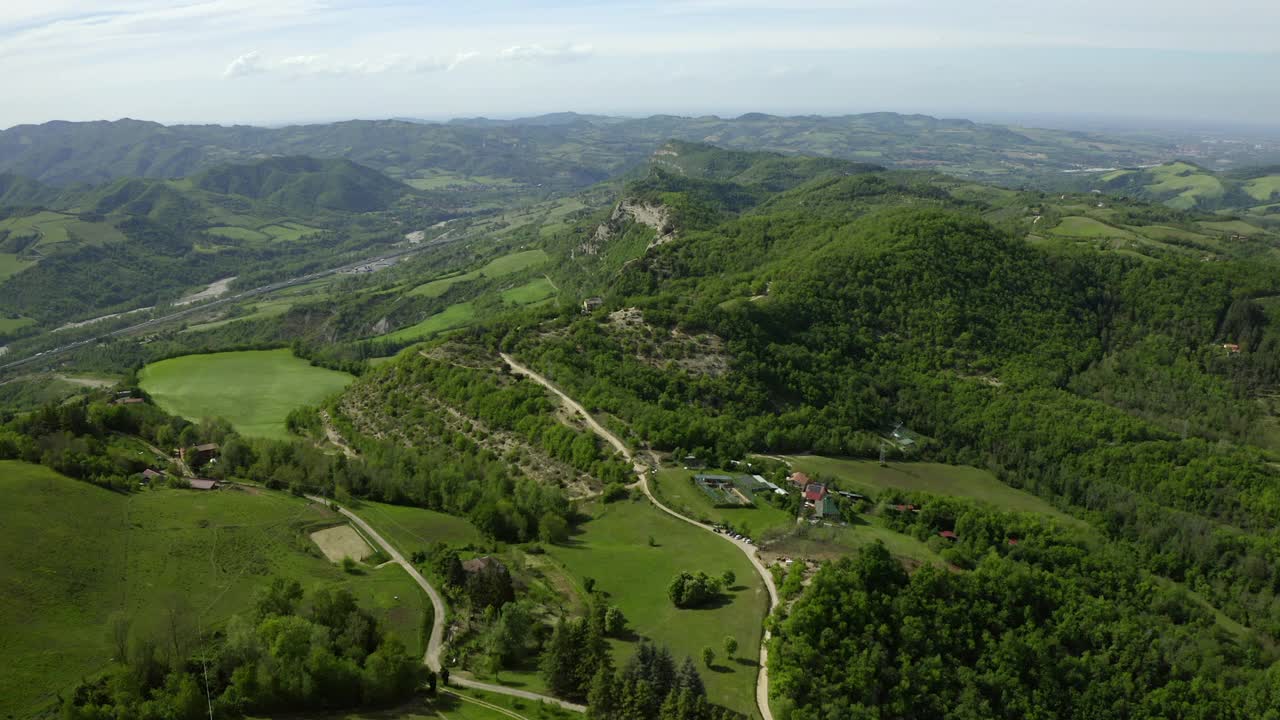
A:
[499,352,779,720]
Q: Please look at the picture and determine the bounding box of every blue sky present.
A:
[0,0,1277,129]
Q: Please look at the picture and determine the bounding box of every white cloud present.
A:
[223,50,264,78]
[499,43,593,63]
[224,50,478,79]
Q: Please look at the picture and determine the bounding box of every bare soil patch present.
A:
[310,524,373,563]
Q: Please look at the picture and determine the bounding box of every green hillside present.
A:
[1098,160,1280,216]
[0,461,426,719]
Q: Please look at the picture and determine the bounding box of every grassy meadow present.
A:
[138,349,353,439]
[502,277,558,306]
[546,498,767,718]
[407,249,549,298]
[355,500,484,553]
[0,462,426,719]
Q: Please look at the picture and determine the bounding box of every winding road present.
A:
[304,493,586,714]
[500,353,779,720]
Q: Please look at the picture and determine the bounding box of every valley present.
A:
[6,114,1280,720]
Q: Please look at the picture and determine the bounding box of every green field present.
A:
[780,456,1075,521]
[0,462,427,719]
[138,349,353,438]
[0,210,126,250]
[407,249,550,298]
[1147,162,1225,209]
[1200,220,1263,236]
[261,222,320,242]
[1051,216,1135,239]
[546,499,766,718]
[502,277,558,306]
[0,252,35,281]
[768,519,944,566]
[382,302,476,343]
[653,468,796,537]
[206,225,269,242]
[355,500,484,553]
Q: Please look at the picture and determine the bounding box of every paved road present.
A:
[305,494,587,714]
[500,353,779,720]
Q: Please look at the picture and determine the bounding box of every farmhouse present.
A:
[140,468,165,482]
[788,472,810,488]
[939,530,958,541]
[182,443,220,464]
[188,478,219,491]
[582,297,604,313]
[463,556,506,574]
[1223,343,1241,354]
[803,483,827,503]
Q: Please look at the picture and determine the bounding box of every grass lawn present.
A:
[138,349,353,439]
[408,271,478,298]
[0,252,34,281]
[653,468,796,537]
[182,299,295,333]
[261,222,320,242]
[1199,220,1263,235]
[546,498,766,718]
[780,456,1077,522]
[502,277,558,306]
[355,500,484,554]
[382,302,476,343]
[0,462,427,720]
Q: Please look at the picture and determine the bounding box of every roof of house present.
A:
[188,478,219,490]
[141,469,165,479]
[939,530,958,539]
[803,483,827,502]
[194,443,220,453]
[818,495,840,516]
[789,472,810,487]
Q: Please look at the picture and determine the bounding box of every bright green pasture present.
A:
[653,468,795,537]
[0,462,425,720]
[207,225,269,242]
[780,456,1074,521]
[502,277,558,305]
[382,302,476,343]
[546,498,766,718]
[138,349,353,439]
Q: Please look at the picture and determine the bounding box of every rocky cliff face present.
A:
[579,198,675,256]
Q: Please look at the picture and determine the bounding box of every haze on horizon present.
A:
[1,0,1278,131]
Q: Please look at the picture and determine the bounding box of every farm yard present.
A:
[653,468,796,537]
[545,498,766,718]
[138,349,353,439]
[0,461,427,720]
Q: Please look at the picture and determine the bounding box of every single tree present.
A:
[722,569,736,586]
[701,646,715,668]
[724,636,738,659]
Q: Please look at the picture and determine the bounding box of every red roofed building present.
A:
[789,472,810,488]
[1007,538,1020,546]
[803,483,827,503]
[939,530,957,540]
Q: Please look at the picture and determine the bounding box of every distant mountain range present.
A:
[0,112,1211,191]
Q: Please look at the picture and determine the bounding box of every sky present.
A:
[1,0,1278,130]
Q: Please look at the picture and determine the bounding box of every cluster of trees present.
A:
[64,580,423,720]
[586,643,736,720]
[770,542,1280,720]
[667,571,725,609]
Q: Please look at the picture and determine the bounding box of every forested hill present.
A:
[496,143,1280,714]
[0,112,1192,190]
[191,157,411,214]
